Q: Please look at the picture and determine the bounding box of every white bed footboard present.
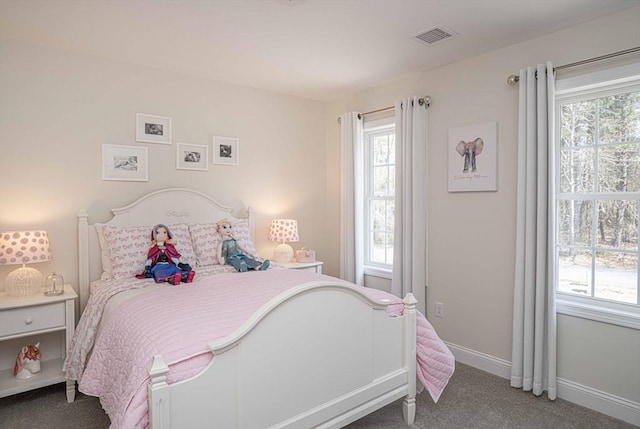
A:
[148,282,417,429]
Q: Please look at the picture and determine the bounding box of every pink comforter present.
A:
[75,270,454,428]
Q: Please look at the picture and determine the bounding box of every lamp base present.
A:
[273,243,294,263]
[6,266,43,297]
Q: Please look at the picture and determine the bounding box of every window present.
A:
[555,64,639,327]
[364,119,395,275]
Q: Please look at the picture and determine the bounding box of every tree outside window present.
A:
[557,88,639,305]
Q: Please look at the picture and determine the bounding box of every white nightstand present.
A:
[0,285,77,402]
[279,261,323,274]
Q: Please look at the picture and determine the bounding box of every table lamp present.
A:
[0,230,52,297]
[269,219,299,263]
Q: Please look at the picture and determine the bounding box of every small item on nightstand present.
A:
[44,272,65,296]
[295,248,316,263]
[14,343,42,379]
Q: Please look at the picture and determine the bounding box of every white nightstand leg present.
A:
[65,297,76,402]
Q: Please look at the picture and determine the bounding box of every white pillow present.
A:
[95,224,113,280]
[101,223,196,279]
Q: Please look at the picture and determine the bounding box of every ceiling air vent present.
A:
[414,26,458,45]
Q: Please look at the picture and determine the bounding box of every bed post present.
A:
[148,354,170,429]
[77,209,89,312]
[402,293,417,425]
[246,206,255,239]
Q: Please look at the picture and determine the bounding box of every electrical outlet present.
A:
[435,302,444,318]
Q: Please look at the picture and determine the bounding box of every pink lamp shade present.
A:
[268,219,299,244]
[0,230,52,297]
[268,219,299,263]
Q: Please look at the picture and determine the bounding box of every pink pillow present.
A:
[188,223,221,267]
[101,224,196,279]
[232,219,258,257]
[164,224,196,265]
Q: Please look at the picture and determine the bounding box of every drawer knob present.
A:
[24,318,33,325]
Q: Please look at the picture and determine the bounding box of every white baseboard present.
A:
[445,341,640,427]
[556,377,640,427]
[445,341,511,379]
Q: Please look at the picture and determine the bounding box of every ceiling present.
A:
[0,0,637,102]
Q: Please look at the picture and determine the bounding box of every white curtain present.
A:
[511,62,557,400]
[391,97,428,299]
[339,112,364,285]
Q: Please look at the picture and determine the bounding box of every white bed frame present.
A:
[77,188,417,428]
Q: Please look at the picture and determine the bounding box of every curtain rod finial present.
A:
[507,75,520,86]
[418,95,431,107]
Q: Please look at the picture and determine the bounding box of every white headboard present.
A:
[77,188,254,311]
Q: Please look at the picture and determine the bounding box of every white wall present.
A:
[0,38,328,292]
[325,5,640,418]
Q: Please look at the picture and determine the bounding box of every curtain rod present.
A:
[506,46,640,86]
[336,95,431,124]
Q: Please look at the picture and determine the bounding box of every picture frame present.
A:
[102,144,148,182]
[136,113,172,144]
[176,142,209,171]
[447,121,498,192]
[212,136,239,165]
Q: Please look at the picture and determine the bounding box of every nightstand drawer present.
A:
[295,266,319,273]
[279,261,323,274]
[0,303,65,337]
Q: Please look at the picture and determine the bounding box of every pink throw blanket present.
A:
[76,270,454,428]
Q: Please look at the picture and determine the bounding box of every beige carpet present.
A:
[0,363,637,428]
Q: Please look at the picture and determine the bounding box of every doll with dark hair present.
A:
[136,224,195,285]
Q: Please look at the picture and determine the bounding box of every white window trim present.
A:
[554,62,640,330]
[364,265,392,280]
[363,115,395,274]
[557,294,640,330]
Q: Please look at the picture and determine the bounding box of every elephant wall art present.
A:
[455,137,484,173]
[447,121,498,192]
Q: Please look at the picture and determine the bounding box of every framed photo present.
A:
[176,142,209,171]
[212,136,239,165]
[448,121,498,192]
[136,113,172,144]
[102,144,148,182]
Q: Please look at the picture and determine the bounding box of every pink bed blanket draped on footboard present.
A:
[66,269,455,429]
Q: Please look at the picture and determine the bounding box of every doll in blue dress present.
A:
[216,218,269,272]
